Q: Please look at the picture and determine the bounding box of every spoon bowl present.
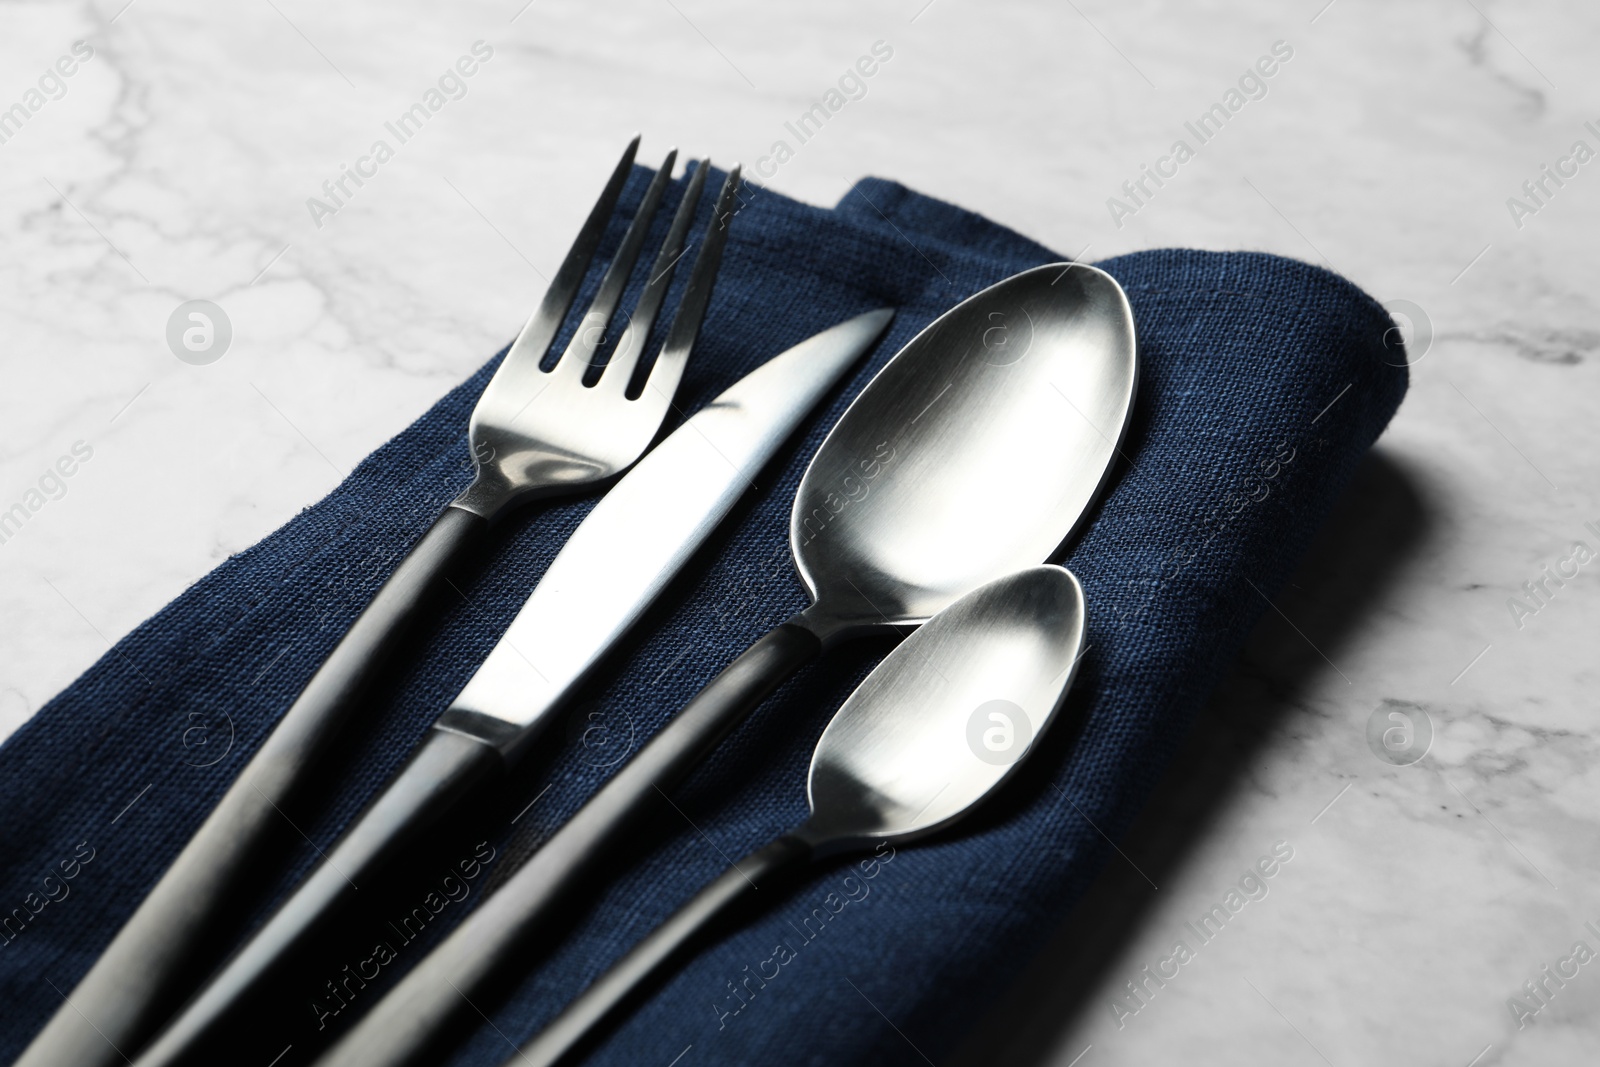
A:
[793,262,1135,641]
[803,565,1086,851]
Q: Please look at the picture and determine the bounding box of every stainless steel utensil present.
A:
[307,261,1138,1067]
[508,564,1086,1067]
[17,138,739,1067]
[128,309,895,1067]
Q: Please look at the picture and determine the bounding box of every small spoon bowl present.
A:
[802,564,1086,853]
[500,565,1090,1067]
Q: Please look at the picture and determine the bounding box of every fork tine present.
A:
[632,165,743,402]
[599,158,712,392]
[496,135,639,382]
[551,149,679,381]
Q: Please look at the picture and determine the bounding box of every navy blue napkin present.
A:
[0,164,1405,1066]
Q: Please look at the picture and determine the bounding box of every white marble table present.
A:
[2,1,1596,1064]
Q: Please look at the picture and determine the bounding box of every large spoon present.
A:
[311,262,1137,1067]
[506,564,1087,1067]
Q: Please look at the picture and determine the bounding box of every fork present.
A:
[16,137,743,1067]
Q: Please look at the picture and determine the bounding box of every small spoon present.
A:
[506,564,1087,1067]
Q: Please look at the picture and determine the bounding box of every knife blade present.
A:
[442,307,894,755]
[125,307,894,1067]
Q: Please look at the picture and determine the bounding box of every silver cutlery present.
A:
[306,262,1138,1067]
[128,307,895,1067]
[508,564,1087,1067]
[18,137,739,1067]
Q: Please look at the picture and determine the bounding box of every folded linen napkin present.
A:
[0,164,1406,1066]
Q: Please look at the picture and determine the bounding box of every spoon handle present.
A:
[508,835,813,1067]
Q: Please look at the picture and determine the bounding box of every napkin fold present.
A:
[0,163,1406,1067]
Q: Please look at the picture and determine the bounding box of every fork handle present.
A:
[508,835,814,1067]
[16,505,488,1067]
[307,621,822,1067]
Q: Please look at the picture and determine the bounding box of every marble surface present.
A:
[2,0,1598,1064]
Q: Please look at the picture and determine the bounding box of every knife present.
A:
[125,307,895,1067]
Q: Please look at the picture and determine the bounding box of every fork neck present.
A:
[451,471,517,520]
[453,449,621,519]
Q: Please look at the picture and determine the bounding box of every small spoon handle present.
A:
[509,834,814,1067]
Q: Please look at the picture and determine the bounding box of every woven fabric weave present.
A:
[0,165,1406,1066]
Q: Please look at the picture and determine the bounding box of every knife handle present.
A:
[308,620,823,1067]
[17,505,488,1067]
[507,834,813,1067]
[130,726,504,1067]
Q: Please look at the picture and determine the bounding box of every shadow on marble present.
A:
[946,446,1435,1066]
